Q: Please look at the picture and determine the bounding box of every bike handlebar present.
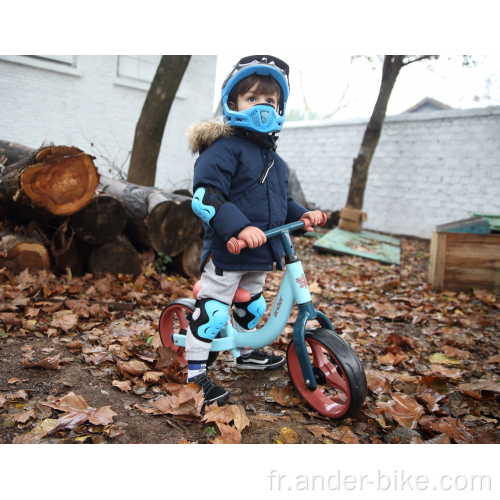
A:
[227,213,327,255]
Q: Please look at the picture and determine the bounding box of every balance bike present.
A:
[159,220,367,419]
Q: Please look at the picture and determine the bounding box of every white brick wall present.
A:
[0,55,216,191]
[279,106,500,238]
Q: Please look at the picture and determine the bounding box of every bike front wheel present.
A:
[287,328,367,419]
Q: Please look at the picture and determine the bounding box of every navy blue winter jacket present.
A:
[187,121,308,272]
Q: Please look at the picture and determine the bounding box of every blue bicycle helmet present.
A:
[221,55,290,134]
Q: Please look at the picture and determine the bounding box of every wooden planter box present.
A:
[428,232,500,292]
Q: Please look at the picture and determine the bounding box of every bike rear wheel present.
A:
[159,299,219,367]
[287,328,367,419]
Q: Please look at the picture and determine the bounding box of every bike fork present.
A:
[293,301,318,391]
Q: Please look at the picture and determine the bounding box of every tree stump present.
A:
[99,176,201,257]
[0,145,99,222]
[0,233,50,273]
[71,195,127,245]
[87,236,141,278]
[172,237,203,278]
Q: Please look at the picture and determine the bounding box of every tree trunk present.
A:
[127,55,191,186]
[71,195,127,245]
[52,235,85,276]
[0,145,99,221]
[345,56,405,210]
[0,140,34,167]
[87,236,141,279]
[0,233,50,274]
[172,237,203,278]
[99,176,201,257]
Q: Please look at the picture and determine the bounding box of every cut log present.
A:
[87,236,142,279]
[0,233,50,273]
[71,195,127,245]
[0,145,99,222]
[0,140,33,167]
[99,176,201,257]
[172,237,203,278]
[52,235,85,277]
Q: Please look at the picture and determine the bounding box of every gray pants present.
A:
[186,259,268,362]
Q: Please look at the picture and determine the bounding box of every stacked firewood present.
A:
[0,140,203,278]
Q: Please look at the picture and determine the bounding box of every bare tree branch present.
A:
[401,55,435,67]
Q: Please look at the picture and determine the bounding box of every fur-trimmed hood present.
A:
[185,120,233,154]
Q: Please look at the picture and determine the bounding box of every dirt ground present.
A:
[1,233,499,444]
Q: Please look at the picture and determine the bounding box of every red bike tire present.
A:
[287,328,367,419]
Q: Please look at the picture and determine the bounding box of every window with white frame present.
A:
[28,55,75,65]
[118,55,161,82]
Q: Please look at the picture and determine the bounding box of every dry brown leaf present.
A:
[210,422,241,444]
[22,354,60,370]
[430,364,462,379]
[441,346,471,360]
[486,355,500,364]
[202,404,250,430]
[376,393,425,429]
[156,346,178,368]
[117,359,149,377]
[42,392,117,433]
[112,380,132,392]
[0,394,6,406]
[429,417,475,444]
[327,426,360,444]
[365,370,389,394]
[154,382,204,418]
[255,412,279,422]
[143,371,163,383]
[133,404,163,415]
[267,386,304,407]
[12,419,59,444]
[50,313,78,331]
[7,377,22,384]
[178,438,199,444]
[13,409,36,423]
[305,424,329,437]
[459,379,500,400]
[377,352,409,366]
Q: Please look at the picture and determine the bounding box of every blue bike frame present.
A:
[172,221,333,390]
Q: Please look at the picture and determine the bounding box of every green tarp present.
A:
[313,228,401,265]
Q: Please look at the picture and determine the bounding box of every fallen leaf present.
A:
[377,352,409,366]
[156,346,178,368]
[376,393,425,429]
[112,380,132,392]
[13,409,36,423]
[117,359,150,377]
[42,392,117,433]
[459,379,500,400]
[275,426,300,444]
[143,371,163,383]
[154,382,204,418]
[12,419,59,444]
[441,346,470,360]
[327,426,360,444]
[486,355,500,364]
[255,412,279,422]
[202,404,250,430]
[266,387,304,407]
[305,424,329,437]
[22,354,60,370]
[366,370,389,394]
[429,417,475,444]
[7,377,22,384]
[210,422,241,444]
[430,364,462,380]
[50,313,78,331]
[178,438,198,444]
[429,353,460,365]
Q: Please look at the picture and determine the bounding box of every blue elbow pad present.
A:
[192,186,227,227]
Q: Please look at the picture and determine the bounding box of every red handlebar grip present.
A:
[227,237,248,255]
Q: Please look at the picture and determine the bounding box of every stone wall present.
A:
[279,106,500,238]
[0,55,216,191]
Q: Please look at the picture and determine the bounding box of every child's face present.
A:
[229,83,279,112]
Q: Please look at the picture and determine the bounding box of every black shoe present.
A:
[189,372,229,405]
[236,349,286,371]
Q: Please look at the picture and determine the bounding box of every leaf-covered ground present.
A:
[0,234,499,444]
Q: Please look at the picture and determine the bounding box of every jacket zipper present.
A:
[259,153,274,184]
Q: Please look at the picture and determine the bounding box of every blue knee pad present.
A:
[192,186,227,227]
[233,293,266,330]
[190,298,230,343]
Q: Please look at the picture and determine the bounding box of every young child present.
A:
[185,55,325,405]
